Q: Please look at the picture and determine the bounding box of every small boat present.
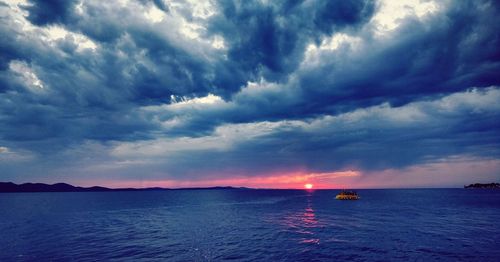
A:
[335,190,360,200]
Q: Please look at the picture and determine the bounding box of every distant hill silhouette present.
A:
[0,182,250,193]
[464,183,500,189]
[0,182,113,192]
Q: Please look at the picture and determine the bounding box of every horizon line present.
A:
[1,181,484,191]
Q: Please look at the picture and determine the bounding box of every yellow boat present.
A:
[335,190,360,200]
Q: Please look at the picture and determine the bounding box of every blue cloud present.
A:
[208,0,375,83]
[0,0,499,186]
[23,0,78,26]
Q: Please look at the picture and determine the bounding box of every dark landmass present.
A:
[0,182,250,193]
[464,183,500,189]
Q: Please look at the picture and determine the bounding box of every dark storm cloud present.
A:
[1,0,500,184]
[0,1,209,147]
[1,0,377,146]
[70,88,499,182]
[152,0,169,12]
[23,0,78,26]
[208,0,375,84]
[140,0,500,137]
[135,0,169,12]
[296,1,500,114]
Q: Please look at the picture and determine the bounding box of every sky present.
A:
[0,0,499,189]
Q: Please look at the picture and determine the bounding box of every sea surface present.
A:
[1,189,499,261]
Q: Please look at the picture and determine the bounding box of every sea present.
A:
[0,189,499,261]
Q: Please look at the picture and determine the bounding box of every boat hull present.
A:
[335,195,360,200]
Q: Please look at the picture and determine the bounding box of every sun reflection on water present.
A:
[278,192,322,245]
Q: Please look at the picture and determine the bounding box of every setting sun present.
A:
[304,183,313,189]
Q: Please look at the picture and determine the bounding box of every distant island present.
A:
[464,183,500,189]
[0,182,248,193]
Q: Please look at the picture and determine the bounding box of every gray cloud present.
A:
[0,0,499,186]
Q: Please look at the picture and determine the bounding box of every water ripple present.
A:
[0,189,499,261]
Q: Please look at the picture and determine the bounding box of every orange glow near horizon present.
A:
[76,170,361,189]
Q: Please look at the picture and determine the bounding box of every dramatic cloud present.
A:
[0,0,499,188]
[22,0,78,26]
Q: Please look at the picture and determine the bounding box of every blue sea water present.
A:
[1,189,499,261]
